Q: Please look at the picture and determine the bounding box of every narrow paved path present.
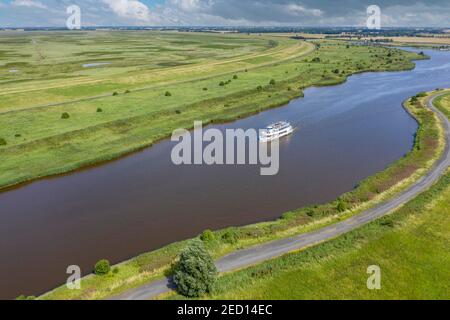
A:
[112,93,450,300]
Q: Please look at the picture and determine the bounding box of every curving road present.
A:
[112,93,450,300]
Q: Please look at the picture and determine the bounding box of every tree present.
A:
[200,230,215,242]
[173,240,217,297]
[94,259,111,276]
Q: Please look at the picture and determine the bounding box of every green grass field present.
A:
[170,93,450,300]
[0,31,422,189]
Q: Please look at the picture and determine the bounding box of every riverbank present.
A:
[39,89,448,300]
[0,38,423,191]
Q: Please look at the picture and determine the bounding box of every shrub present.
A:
[416,92,427,98]
[219,81,225,86]
[61,112,70,119]
[203,87,208,91]
[165,91,172,97]
[112,267,120,274]
[222,229,238,244]
[173,240,217,297]
[97,108,103,113]
[256,85,263,91]
[269,79,276,85]
[336,200,348,213]
[16,295,36,300]
[200,230,215,242]
[124,90,131,94]
[94,259,111,276]
[0,138,6,146]
[233,75,238,80]
[380,218,395,228]
[112,92,119,96]
[175,110,182,114]
[15,134,21,138]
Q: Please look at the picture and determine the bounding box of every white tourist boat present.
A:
[259,121,294,142]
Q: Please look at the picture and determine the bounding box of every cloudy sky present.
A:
[0,0,449,28]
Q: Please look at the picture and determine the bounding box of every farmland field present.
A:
[0,31,423,189]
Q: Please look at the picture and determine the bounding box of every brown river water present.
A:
[1,48,450,299]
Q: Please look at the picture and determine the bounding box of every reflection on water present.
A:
[0,48,449,299]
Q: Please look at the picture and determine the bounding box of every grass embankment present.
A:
[40,89,445,300]
[0,33,422,189]
[168,91,450,300]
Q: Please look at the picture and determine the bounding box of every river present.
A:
[0,47,449,299]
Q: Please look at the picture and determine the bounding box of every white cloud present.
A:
[12,0,48,9]
[285,4,323,17]
[102,0,151,21]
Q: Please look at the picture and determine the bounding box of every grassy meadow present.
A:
[0,31,423,189]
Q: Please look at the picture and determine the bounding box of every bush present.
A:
[219,81,225,86]
[173,240,217,297]
[16,295,36,300]
[97,108,103,113]
[112,92,119,96]
[336,200,348,213]
[94,259,111,276]
[165,91,172,97]
[175,110,182,114]
[256,85,263,91]
[269,79,276,85]
[222,229,238,244]
[125,90,131,94]
[203,87,208,91]
[233,75,238,80]
[200,230,215,242]
[61,112,70,119]
[0,138,6,146]
[112,267,120,274]
[15,134,21,138]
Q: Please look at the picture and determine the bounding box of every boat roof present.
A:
[266,121,291,129]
